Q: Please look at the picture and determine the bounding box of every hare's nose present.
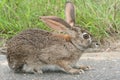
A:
[94,42,100,48]
[91,41,100,48]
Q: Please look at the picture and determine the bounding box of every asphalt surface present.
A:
[0,51,120,80]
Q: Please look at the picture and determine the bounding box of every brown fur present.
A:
[6,1,93,74]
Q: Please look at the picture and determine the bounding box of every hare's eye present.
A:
[82,33,90,39]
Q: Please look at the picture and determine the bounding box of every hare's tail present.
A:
[0,47,7,55]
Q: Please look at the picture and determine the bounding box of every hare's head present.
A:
[40,2,93,50]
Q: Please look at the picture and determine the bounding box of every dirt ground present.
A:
[0,40,120,80]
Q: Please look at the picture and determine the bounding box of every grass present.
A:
[0,0,120,41]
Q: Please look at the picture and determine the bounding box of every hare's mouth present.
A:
[70,41,88,51]
[78,44,89,50]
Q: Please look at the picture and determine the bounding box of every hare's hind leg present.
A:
[7,54,25,73]
[56,60,84,74]
[23,57,44,74]
[17,45,44,74]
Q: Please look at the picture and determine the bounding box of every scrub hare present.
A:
[6,1,93,74]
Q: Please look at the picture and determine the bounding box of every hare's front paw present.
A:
[74,65,92,71]
[56,61,85,74]
[68,65,93,74]
[68,68,84,74]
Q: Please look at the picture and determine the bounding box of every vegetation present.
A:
[0,0,120,41]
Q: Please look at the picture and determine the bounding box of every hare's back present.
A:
[7,29,65,50]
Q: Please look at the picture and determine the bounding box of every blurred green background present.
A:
[0,0,120,41]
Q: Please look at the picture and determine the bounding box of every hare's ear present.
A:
[65,1,75,27]
[40,16,72,41]
[40,16,71,31]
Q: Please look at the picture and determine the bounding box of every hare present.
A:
[6,1,93,74]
